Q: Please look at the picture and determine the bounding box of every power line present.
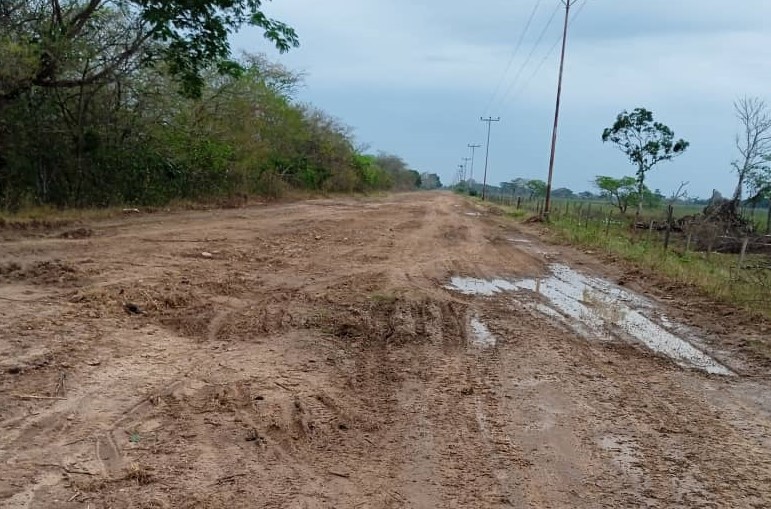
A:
[482,0,544,116]
[508,0,589,103]
[480,116,501,201]
[493,2,562,112]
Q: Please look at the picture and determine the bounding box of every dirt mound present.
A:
[58,227,94,239]
[316,295,468,346]
[0,259,81,286]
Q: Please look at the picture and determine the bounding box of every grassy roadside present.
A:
[477,198,771,321]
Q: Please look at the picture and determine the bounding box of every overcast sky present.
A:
[233,0,771,198]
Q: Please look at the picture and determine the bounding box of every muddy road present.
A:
[1,193,770,508]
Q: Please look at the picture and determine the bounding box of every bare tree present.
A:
[732,97,771,205]
[668,181,689,205]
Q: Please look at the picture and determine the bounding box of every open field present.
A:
[1,192,770,508]
[483,195,770,234]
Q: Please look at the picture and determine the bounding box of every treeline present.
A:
[0,2,423,211]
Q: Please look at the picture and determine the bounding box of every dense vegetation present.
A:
[0,1,427,212]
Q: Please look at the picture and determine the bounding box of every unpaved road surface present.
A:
[1,193,770,508]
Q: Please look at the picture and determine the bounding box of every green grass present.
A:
[477,196,771,320]
[483,194,770,232]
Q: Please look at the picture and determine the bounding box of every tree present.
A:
[731,97,771,208]
[748,156,771,234]
[551,187,575,199]
[374,153,420,191]
[420,173,442,190]
[602,108,689,216]
[594,176,639,214]
[0,0,299,101]
[526,179,547,199]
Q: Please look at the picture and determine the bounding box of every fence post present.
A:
[663,205,674,251]
[739,237,750,266]
[647,219,655,243]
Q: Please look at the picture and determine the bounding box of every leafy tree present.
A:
[594,176,639,214]
[749,156,771,233]
[0,5,423,211]
[602,108,689,216]
[374,153,420,191]
[526,179,547,199]
[420,173,442,190]
[551,187,575,199]
[0,0,299,101]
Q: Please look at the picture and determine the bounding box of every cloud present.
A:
[234,0,771,196]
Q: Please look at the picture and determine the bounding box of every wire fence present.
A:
[481,193,771,314]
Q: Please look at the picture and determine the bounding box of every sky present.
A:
[232,0,771,198]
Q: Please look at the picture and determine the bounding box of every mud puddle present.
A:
[448,277,517,297]
[447,265,733,375]
[469,317,496,348]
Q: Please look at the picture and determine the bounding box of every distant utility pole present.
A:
[480,116,501,201]
[458,164,465,182]
[461,157,471,182]
[544,0,578,220]
[467,144,481,183]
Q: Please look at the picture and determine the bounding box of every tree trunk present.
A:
[636,171,645,220]
[767,204,771,235]
[731,170,746,206]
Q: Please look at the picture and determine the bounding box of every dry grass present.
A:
[124,463,154,485]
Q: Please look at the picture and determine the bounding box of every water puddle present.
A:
[470,317,496,348]
[447,277,517,297]
[508,238,532,244]
[447,265,733,376]
[465,212,481,217]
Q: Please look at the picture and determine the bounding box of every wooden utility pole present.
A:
[461,157,471,182]
[544,0,578,220]
[480,116,501,201]
[467,144,481,183]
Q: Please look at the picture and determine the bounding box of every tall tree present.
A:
[602,108,689,217]
[731,97,771,207]
[594,175,639,214]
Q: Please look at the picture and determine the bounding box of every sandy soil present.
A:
[1,192,770,508]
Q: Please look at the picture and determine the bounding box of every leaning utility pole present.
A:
[544,0,577,220]
[467,144,481,183]
[480,117,501,201]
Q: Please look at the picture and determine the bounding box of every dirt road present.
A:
[1,193,770,508]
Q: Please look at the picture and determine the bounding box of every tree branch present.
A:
[67,0,103,38]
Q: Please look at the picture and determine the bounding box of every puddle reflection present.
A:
[447,266,733,376]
